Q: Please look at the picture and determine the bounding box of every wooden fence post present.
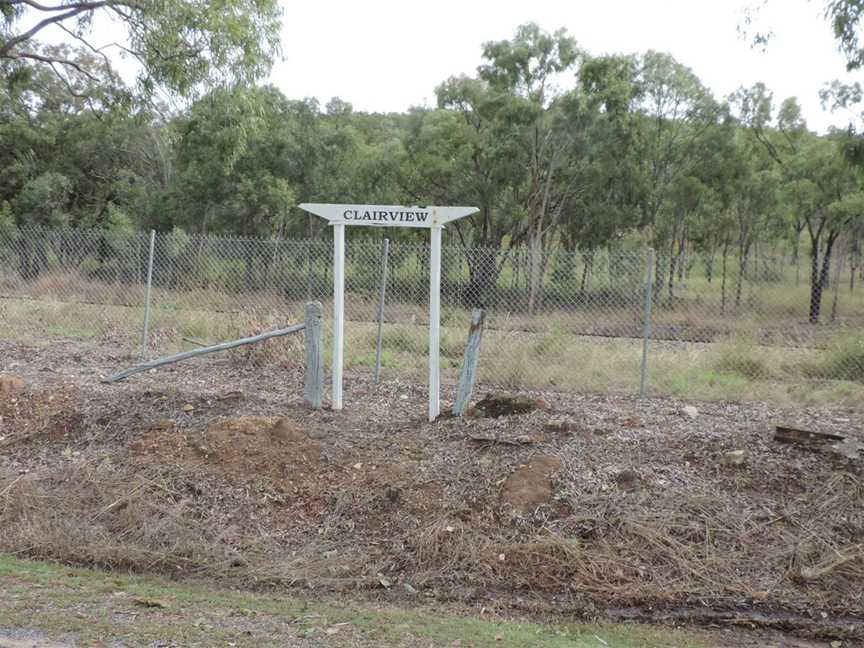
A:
[304,301,324,409]
[452,308,485,416]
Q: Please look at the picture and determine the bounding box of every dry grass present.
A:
[401,484,864,610]
[227,309,305,367]
[2,458,862,617]
[0,461,246,574]
[3,274,864,406]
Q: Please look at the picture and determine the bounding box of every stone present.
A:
[722,450,747,466]
[500,454,563,514]
[534,396,551,411]
[680,405,699,420]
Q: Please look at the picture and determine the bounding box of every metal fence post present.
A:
[374,238,390,383]
[639,247,655,399]
[140,229,156,359]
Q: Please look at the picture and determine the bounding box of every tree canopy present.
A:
[1,20,863,323]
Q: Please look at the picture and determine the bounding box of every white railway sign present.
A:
[298,203,479,421]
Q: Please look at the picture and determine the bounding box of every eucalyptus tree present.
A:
[403,24,599,311]
[170,86,297,239]
[0,0,282,103]
[732,83,863,322]
[784,134,864,322]
[603,51,723,304]
[400,82,520,305]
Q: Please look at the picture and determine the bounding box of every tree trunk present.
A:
[653,251,665,309]
[721,239,729,314]
[831,255,843,322]
[667,240,677,302]
[527,221,544,315]
[579,250,594,300]
[735,247,747,308]
[809,232,838,324]
[464,247,501,308]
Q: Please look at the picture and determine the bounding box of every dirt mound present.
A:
[500,455,562,513]
[130,416,322,483]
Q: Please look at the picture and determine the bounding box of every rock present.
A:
[544,416,578,433]
[500,454,563,514]
[680,405,699,420]
[475,392,538,418]
[722,450,747,466]
[534,396,551,411]
[614,468,642,491]
[0,375,26,395]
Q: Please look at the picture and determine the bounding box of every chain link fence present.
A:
[1,225,862,404]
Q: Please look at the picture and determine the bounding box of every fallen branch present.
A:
[103,322,305,383]
[774,426,861,462]
[774,426,845,447]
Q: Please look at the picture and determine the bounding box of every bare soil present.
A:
[1,336,862,643]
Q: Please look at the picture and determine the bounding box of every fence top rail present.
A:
[0,224,820,267]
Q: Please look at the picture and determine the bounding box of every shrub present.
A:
[815,333,864,383]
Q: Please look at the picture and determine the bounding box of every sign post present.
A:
[428,225,442,420]
[332,222,345,410]
[298,204,478,420]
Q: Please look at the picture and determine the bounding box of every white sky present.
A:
[271,0,861,133]
[28,0,862,132]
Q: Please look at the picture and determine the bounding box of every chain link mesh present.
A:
[1,225,862,403]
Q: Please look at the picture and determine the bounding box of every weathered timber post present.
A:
[304,301,324,409]
[453,308,485,416]
[373,238,390,383]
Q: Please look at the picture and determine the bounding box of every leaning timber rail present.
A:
[102,301,325,409]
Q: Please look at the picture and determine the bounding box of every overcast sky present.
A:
[271,0,861,133]
[29,0,862,132]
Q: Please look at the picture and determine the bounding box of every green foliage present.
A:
[0,0,282,102]
[1,18,863,331]
[13,172,71,227]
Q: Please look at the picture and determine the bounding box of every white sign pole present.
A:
[428,225,442,422]
[332,223,345,410]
